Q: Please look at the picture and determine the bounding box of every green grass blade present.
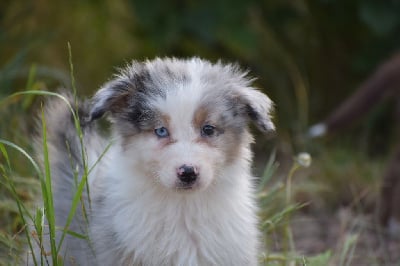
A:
[56,171,88,253]
[22,64,40,109]
[0,140,42,177]
[0,174,36,265]
[40,106,58,264]
[67,43,77,98]
[258,149,279,192]
[1,91,80,126]
[339,233,359,266]
[56,228,86,240]
[0,143,11,169]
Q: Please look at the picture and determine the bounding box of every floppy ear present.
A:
[239,88,275,133]
[89,79,132,121]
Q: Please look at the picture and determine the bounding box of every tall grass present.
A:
[0,89,90,265]
[0,45,94,264]
[258,151,361,266]
[258,152,313,265]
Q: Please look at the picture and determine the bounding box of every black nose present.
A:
[177,165,198,183]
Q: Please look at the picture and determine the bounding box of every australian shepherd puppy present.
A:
[31,58,274,265]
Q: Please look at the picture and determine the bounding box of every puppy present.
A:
[31,58,274,265]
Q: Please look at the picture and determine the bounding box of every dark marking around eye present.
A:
[201,125,216,137]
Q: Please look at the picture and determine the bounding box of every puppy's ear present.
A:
[89,79,132,121]
[239,88,275,133]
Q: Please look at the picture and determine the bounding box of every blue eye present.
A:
[154,127,170,138]
[201,125,216,137]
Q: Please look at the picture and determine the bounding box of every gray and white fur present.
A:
[29,58,274,265]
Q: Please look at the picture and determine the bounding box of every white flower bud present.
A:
[296,152,311,168]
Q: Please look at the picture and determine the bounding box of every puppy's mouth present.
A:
[175,181,198,190]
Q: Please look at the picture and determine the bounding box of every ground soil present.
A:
[285,209,400,266]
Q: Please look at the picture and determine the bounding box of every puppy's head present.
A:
[90,58,274,191]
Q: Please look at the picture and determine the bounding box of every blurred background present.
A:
[1,0,400,264]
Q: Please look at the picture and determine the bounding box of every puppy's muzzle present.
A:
[177,164,199,185]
